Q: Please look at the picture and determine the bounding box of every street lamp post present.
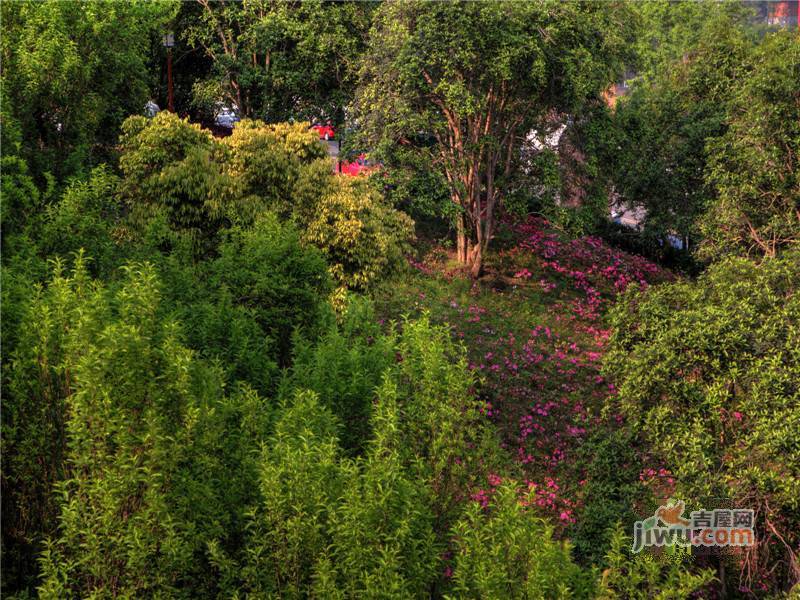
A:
[163,32,175,112]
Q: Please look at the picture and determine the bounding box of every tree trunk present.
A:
[456,211,468,263]
[469,242,483,278]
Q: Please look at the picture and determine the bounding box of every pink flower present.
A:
[514,268,532,279]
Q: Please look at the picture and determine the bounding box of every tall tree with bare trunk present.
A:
[355,0,633,276]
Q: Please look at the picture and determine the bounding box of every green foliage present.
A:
[507,146,561,220]
[0,0,175,179]
[612,15,754,254]
[117,114,412,294]
[611,11,798,262]
[446,482,588,599]
[369,138,452,228]
[119,112,237,245]
[28,262,194,597]
[221,118,330,219]
[208,213,332,367]
[37,167,125,279]
[604,253,800,593]
[1,155,41,244]
[228,386,438,599]
[303,176,415,291]
[629,0,756,78]
[25,260,272,599]
[702,31,800,259]
[540,105,619,237]
[170,280,279,395]
[571,430,646,566]
[595,524,714,599]
[2,255,104,593]
[244,391,347,597]
[183,1,373,121]
[391,316,502,522]
[322,380,439,599]
[0,86,24,154]
[210,315,512,598]
[283,296,395,453]
[144,211,332,393]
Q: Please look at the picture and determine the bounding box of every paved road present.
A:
[325,139,340,159]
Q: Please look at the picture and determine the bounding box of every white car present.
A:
[214,104,240,129]
[145,100,160,118]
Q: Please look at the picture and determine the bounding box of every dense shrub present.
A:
[447,482,589,599]
[595,525,714,599]
[390,316,505,523]
[222,316,504,598]
[119,112,237,245]
[367,139,453,231]
[231,390,346,597]
[170,282,279,395]
[26,261,271,598]
[283,296,395,452]
[604,253,800,593]
[2,256,103,592]
[37,167,125,278]
[4,257,718,598]
[117,114,414,295]
[209,213,332,366]
[35,262,204,597]
[571,429,646,566]
[317,380,440,598]
[1,155,41,244]
[222,119,329,219]
[226,386,439,599]
[702,30,800,259]
[303,176,414,290]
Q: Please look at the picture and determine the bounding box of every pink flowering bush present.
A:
[377,217,671,540]
[502,216,671,320]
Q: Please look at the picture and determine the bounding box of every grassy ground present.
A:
[373,216,675,561]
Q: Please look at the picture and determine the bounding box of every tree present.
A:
[0,0,175,179]
[702,30,800,259]
[611,14,754,255]
[628,0,755,79]
[355,1,633,276]
[183,0,373,121]
[604,252,800,594]
[118,112,237,249]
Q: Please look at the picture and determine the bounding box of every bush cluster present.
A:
[605,252,800,593]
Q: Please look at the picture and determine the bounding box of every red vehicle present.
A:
[338,153,380,177]
[312,122,335,140]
